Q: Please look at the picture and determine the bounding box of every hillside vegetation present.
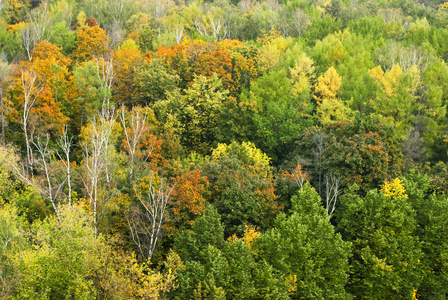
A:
[1,0,448,298]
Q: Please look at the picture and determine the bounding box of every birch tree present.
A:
[0,54,10,146]
[56,126,72,205]
[81,107,116,236]
[127,175,174,260]
[21,2,52,60]
[11,134,65,219]
[324,174,340,217]
[120,105,158,178]
[21,70,43,174]
[292,8,309,37]
[207,8,225,41]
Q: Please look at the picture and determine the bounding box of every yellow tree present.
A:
[314,66,353,125]
[290,52,315,95]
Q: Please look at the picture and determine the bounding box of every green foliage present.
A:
[173,206,289,299]
[241,69,314,163]
[297,114,403,193]
[3,0,448,297]
[204,142,280,236]
[305,15,342,43]
[133,58,180,106]
[257,183,351,299]
[402,170,448,299]
[12,205,97,299]
[0,22,23,61]
[153,74,228,154]
[13,187,52,224]
[74,60,111,127]
[337,185,422,299]
[49,21,77,55]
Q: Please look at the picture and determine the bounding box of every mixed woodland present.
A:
[1,0,448,298]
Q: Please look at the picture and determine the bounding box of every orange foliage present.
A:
[26,41,71,92]
[167,169,210,233]
[113,42,145,105]
[73,26,110,62]
[154,39,258,95]
[31,85,69,136]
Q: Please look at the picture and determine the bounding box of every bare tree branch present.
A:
[325,174,341,218]
[21,70,43,175]
[56,125,73,205]
[127,176,174,260]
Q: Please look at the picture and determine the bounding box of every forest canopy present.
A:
[1,0,448,298]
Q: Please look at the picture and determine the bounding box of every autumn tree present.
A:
[166,168,210,236]
[314,66,353,125]
[112,39,144,106]
[72,25,110,62]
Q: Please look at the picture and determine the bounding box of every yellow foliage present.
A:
[314,66,342,104]
[412,289,418,300]
[75,11,88,31]
[314,30,349,64]
[369,64,403,96]
[409,18,430,32]
[242,224,260,251]
[316,98,353,125]
[407,65,421,95]
[371,255,393,272]
[316,0,331,14]
[211,142,271,169]
[258,36,293,72]
[119,39,140,51]
[290,53,315,95]
[227,224,260,252]
[381,177,408,199]
[256,29,283,46]
[438,2,448,10]
[285,273,298,294]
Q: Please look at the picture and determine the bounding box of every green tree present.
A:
[153,74,228,154]
[173,206,289,299]
[297,114,403,193]
[337,184,422,299]
[133,58,180,106]
[402,170,448,299]
[203,142,281,236]
[12,205,98,299]
[256,183,351,299]
[241,69,314,164]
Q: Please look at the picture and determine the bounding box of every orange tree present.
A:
[155,39,258,96]
[113,39,145,106]
[72,25,110,62]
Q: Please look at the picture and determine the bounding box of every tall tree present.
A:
[337,182,422,299]
[257,183,351,299]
